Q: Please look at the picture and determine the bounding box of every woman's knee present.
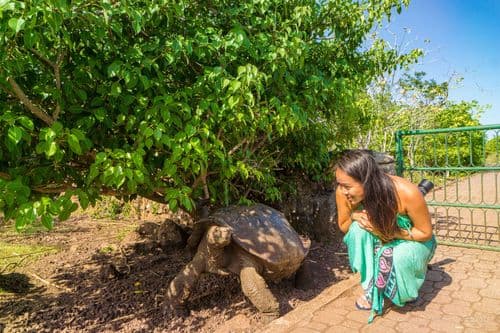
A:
[345,221,374,240]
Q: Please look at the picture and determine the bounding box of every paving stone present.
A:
[459,277,489,289]
[477,250,500,261]
[360,319,397,333]
[441,313,464,323]
[476,258,497,267]
[434,280,460,291]
[428,319,465,332]
[406,315,430,327]
[471,268,494,277]
[384,308,411,322]
[441,300,474,317]
[299,321,327,331]
[423,289,452,304]
[486,278,500,287]
[311,309,344,325]
[396,321,431,332]
[447,263,472,273]
[472,297,500,313]
[459,254,481,263]
[479,286,500,299]
[341,319,365,329]
[462,315,500,331]
[451,289,482,302]
[259,246,499,333]
[346,309,371,323]
[446,271,468,282]
[323,325,354,333]
[289,327,321,333]
[412,303,444,320]
[327,297,354,311]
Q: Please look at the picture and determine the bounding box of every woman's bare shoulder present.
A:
[388,175,422,207]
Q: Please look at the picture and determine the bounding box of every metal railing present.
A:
[395,124,500,251]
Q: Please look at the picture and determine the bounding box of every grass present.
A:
[0,241,58,294]
[0,241,58,273]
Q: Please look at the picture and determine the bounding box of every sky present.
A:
[381,0,500,125]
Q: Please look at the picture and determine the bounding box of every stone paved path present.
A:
[261,245,500,332]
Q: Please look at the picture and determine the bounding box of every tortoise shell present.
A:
[207,203,309,271]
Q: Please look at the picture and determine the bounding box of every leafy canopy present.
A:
[0,0,419,230]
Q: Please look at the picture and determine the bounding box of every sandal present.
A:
[355,295,372,311]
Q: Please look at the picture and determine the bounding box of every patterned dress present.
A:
[344,214,437,323]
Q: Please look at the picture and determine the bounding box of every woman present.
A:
[335,149,436,323]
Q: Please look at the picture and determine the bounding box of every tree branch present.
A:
[30,48,56,68]
[53,52,64,121]
[32,183,75,193]
[228,139,247,155]
[0,172,12,180]
[7,77,54,126]
[138,191,167,204]
[29,48,64,121]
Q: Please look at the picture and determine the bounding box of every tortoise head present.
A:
[207,226,232,248]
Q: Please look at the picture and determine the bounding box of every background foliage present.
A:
[0,0,420,230]
[354,71,485,169]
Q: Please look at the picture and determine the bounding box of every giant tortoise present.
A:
[166,203,311,321]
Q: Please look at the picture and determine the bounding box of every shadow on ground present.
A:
[1,229,350,333]
[391,258,454,315]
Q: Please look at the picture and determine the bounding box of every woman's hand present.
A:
[352,210,374,232]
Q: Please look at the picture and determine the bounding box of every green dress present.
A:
[344,214,436,323]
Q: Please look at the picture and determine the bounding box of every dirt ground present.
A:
[0,211,351,333]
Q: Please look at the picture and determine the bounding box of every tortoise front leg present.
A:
[167,226,231,311]
[166,255,205,312]
[239,255,279,322]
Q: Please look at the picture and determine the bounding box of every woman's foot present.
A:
[355,295,372,310]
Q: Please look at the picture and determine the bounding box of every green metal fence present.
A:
[395,124,500,251]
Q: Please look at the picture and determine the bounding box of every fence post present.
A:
[395,130,404,176]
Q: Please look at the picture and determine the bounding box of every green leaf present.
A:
[68,133,82,154]
[46,141,57,157]
[95,152,107,164]
[181,196,193,211]
[127,179,137,192]
[110,82,122,97]
[107,61,122,77]
[15,215,29,231]
[41,214,54,229]
[88,165,99,183]
[17,116,34,130]
[42,127,56,141]
[131,10,142,34]
[51,122,63,134]
[8,17,25,33]
[132,151,143,167]
[168,198,178,211]
[8,126,23,144]
[76,89,87,101]
[134,170,145,183]
[143,127,154,138]
[94,108,106,121]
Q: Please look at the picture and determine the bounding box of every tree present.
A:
[356,71,485,172]
[0,0,420,230]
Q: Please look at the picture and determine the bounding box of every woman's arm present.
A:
[335,187,373,234]
[335,187,353,233]
[394,179,434,242]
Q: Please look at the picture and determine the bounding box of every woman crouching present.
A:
[334,149,436,322]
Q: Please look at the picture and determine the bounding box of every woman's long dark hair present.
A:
[336,149,399,242]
